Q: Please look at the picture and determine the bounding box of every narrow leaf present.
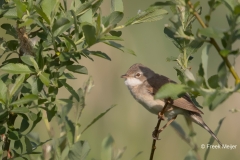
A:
[204,118,225,160]
[52,18,72,37]
[21,55,39,72]
[66,65,88,74]
[201,45,211,87]
[125,7,167,26]
[39,72,50,86]
[1,63,33,74]
[11,107,29,114]
[89,51,111,61]
[11,94,38,106]
[103,41,135,55]
[0,79,8,104]
[68,141,90,160]
[59,80,80,102]
[199,27,224,39]
[81,105,116,134]
[101,135,114,160]
[10,74,25,97]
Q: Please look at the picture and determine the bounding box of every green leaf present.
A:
[208,75,220,89]
[34,5,50,24]
[64,117,75,145]
[100,35,123,41]
[46,105,57,122]
[109,30,122,37]
[59,80,80,102]
[1,63,33,74]
[89,51,111,61]
[204,118,225,160]
[186,39,204,56]
[1,23,17,38]
[125,6,168,26]
[10,74,25,97]
[21,55,39,72]
[66,65,88,74]
[0,125,6,134]
[11,107,29,114]
[82,23,96,46]
[209,91,231,110]
[8,130,20,140]
[79,8,92,24]
[52,17,72,37]
[81,105,116,134]
[0,79,8,104]
[62,35,77,50]
[41,0,57,21]
[6,40,18,51]
[155,83,187,100]
[19,118,29,133]
[111,0,123,12]
[11,94,38,106]
[68,141,90,160]
[217,62,228,87]
[198,27,224,39]
[201,45,211,87]
[108,11,124,25]
[0,109,9,121]
[2,8,17,19]
[24,136,33,153]
[13,0,27,18]
[39,72,50,86]
[28,111,42,133]
[103,41,135,55]
[184,150,197,160]
[101,135,114,160]
[174,68,184,83]
[28,112,37,121]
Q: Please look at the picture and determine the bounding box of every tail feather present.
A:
[189,112,222,146]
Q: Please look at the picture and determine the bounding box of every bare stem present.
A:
[2,113,17,160]
[187,1,240,85]
[149,100,169,160]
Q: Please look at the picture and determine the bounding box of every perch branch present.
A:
[149,99,170,160]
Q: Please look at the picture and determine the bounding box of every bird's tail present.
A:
[189,112,222,146]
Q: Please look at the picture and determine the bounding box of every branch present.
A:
[187,1,240,85]
[2,113,17,160]
[149,100,169,160]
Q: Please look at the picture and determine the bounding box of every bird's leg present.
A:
[152,116,177,140]
[158,116,177,133]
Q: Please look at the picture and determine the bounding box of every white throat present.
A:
[124,78,142,87]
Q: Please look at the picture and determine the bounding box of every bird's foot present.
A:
[152,129,161,140]
[158,112,165,120]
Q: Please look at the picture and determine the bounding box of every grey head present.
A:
[121,63,155,82]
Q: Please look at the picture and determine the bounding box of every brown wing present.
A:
[145,74,203,114]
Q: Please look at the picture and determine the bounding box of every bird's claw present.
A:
[152,130,161,140]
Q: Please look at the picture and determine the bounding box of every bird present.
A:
[121,63,222,145]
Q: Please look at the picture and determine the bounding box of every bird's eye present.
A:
[135,72,141,78]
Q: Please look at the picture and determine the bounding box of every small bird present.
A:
[121,63,222,145]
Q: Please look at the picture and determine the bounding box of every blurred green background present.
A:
[1,0,240,159]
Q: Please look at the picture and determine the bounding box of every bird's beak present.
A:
[121,74,127,78]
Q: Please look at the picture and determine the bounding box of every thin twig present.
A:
[187,1,240,85]
[149,100,169,160]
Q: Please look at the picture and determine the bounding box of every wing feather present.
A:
[145,74,203,114]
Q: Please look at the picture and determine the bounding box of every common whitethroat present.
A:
[121,63,222,145]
